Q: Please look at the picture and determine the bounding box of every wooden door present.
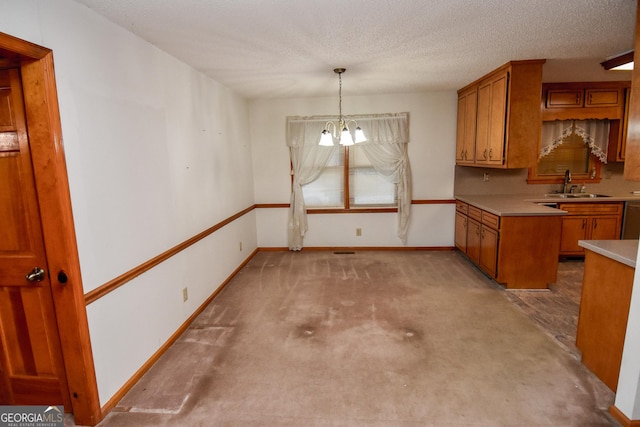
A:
[0,68,71,407]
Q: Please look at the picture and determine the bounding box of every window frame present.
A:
[297,145,399,214]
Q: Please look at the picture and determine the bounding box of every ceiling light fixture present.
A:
[601,50,634,71]
[319,68,366,146]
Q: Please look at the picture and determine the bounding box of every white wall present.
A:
[250,92,458,248]
[2,0,256,405]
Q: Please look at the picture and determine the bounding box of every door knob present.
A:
[26,267,46,283]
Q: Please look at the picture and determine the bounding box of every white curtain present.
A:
[285,113,411,250]
[540,120,610,163]
[354,113,412,243]
[286,116,338,251]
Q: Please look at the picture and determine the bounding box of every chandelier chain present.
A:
[338,70,343,127]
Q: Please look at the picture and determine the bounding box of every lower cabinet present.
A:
[576,249,635,392]
[455,200,562,289]
[558,202,623,256]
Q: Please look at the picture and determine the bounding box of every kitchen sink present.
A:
[544,193,611,198]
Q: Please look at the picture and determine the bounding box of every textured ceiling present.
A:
[73,0,637,99]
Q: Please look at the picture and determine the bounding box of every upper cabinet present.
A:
[541,81,630,162]
[455,60,545,169]
[456,87,477,164]
[541,82,629,120]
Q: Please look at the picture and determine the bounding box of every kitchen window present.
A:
[286,113,411,250]
[528,120,606,184]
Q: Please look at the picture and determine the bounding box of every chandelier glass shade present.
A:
[320,68,366,146]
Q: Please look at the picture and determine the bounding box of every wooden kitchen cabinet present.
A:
[466,217,481,265]
[557,202,623,257]
[546,89,583,108]
[456,88,477,164]
[454,202,468,252]
[541,82,630,162]
[479,221,498,277]
[455,199,561,289]
[475,72,508,166]
[576,248,635,392]
[455,60,545,168]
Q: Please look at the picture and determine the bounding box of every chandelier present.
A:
[319,68,367,146]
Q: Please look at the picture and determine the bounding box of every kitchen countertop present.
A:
[456,193,640,217]
[456,194,565,216]
[578,240,638,268]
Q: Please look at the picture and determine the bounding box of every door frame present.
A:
[0,32,102,426]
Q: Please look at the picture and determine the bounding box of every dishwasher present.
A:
[622,201,640,240]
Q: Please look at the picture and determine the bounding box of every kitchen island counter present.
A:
[578,239,638,268]
[576,239,638,392]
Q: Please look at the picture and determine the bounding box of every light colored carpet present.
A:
[76,251,617,426]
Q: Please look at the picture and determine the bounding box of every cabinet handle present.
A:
[582,219,587,229]
[489,148,493,159]
[577,93,581,104]
[483,148,487,159]
[593,219,597,229]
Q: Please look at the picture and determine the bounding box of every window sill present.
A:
[307,207,398,214]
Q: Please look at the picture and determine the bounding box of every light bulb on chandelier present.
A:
[320,68,366,146]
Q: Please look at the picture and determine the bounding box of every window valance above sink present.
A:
[540,120,610,163]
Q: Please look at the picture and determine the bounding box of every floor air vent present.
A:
[333,251,356,255]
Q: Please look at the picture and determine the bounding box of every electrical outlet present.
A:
[182,287,188,302]
[483,172,490,182]
[356,227,362,237]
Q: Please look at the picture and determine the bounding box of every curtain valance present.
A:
[286,112,409,147]
[540,120,610,163]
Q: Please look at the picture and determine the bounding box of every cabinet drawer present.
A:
[546,89,582,108]
[468,205,482,222]
[456,201,468,215]
[585,89,620,107]
[558,202,623,215]
[481,211,500,229]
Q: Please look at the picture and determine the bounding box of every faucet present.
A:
[563,169,571,194]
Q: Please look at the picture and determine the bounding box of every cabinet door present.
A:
[590,216,621,240]
[456,89,477,164]
[585,89,621,107]
[475,82,491,163]
[479,225,498,277]
[456,95,466,163]
[487,73,507,165]
[546,89,583,108]
[455,212,468,252]
[560,216,588,254]
[475,73,507,165]
[466,218,481,264]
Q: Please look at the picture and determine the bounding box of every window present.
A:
[302,145,397,209]
[528,120,607,184]
[286,113,411,250]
